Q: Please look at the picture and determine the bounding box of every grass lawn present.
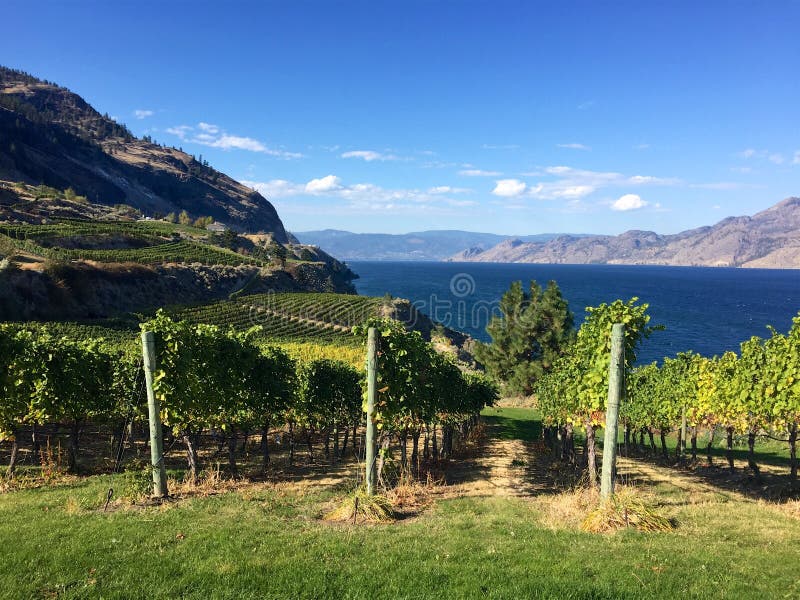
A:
[481,406,542,442]
[1,409,799,599]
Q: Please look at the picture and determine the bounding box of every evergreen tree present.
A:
[270,242,288,269]
[474,280,574,396]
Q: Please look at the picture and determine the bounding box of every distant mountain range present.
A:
[292,229,587,261]
[448,198,800,269]
[0,66,288,239]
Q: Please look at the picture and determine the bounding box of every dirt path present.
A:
[447,436,552,498]
[446,418,747,503]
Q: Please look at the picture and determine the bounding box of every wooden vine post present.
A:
[680,405,688,458]
[600,323,625,499]
[365,327,378,496]
[141,331,168,498]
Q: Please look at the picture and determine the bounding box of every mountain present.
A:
[0,66,363,320]
[448,198,800,268]
[0,66,287,240]
[293,229,580,261]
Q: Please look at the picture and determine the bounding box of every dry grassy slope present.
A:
[0,67,287,239]
[450,197,800,268]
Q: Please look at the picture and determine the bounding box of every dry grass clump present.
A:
[538,486,599,529]
[581,487,674,533]
[538,485,674,533]
[166,463,246,498]
[386,470,441,513]
[324,488,394,524]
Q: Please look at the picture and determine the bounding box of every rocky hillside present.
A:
[449,198,800,268]
[0,215,357,320]
[0,66,287,239]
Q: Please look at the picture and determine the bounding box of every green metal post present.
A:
[600,323,625,499]
[141,331,168,498]
[365,327,378,496]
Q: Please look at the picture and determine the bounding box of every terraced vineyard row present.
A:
[6,294,386,353]
[0,219,206,241]
[172,293,389,344]
[243,292,387,327]
[0,233,263,266]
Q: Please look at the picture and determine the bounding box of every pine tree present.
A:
[474,280,574,396]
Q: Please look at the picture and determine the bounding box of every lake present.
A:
[350,261,800,364]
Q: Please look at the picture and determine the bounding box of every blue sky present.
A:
[3,0,799,235]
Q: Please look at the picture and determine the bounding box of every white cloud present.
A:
[166,125,192,138]
[243,179,305,198]
[341,150,397,161]
[492,179,527,197]
[557,143,591,151]
[768,153,785,165]
[535,166,677,189]
[612,194,648,211]
[577,100,595,110]
[543,166,621,182]
[459,169,502,177]
[197,122,220,134]
[552,185,595,199]
[634,143,650,150]
[487,165,679,206]
[627,175,680,185]
[134,109,154,119]
[738,148,794,166]
[526,183,596,200]
[165,123,302,158]
[305,175,342,193]
[482,144,520,150]
[427,185,470,194]
[209,135,269,152]
[242,176,475,215]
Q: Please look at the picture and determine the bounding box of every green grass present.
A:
[1,471,799,598]
[481,406,542,442]
[1,409,800,598]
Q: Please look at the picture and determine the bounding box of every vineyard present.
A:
[171,292,390,345]
[2,293,800,597]
[6,290,401,365]
[537,298,800,485]
[0,311,495,483]
[0,220,268,267]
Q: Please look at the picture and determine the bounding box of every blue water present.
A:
[350,262,800,364]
